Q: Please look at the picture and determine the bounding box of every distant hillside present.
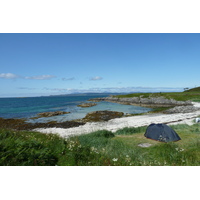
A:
[49,92,126,97]
[184,87,200,93]
[115,87,200,102]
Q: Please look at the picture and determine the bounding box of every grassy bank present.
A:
[114,87,200,102]
[1,123,200,166]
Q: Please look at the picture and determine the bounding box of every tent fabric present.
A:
[144,123,181,142]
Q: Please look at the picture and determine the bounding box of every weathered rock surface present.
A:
[37,111,70,118]
[89,96,192,107]
[77,103,97,108]
[81,110,124,122]
[164,105,200,114]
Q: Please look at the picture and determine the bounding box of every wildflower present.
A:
[112,158,118,162]
[175,147,184,152]
[126,155,129,158]
[91,147,95,151]
[90,147,99,154]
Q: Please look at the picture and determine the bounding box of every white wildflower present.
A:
[175,147,184,152]
[91,147,95,151]
[112,158,118,162]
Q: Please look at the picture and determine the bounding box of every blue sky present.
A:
[1,33,200,97]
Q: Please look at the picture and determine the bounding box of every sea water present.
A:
[0,94,151,122]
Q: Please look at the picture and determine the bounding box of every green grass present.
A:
[184,86,200,93]
[114,89,200,102]
[1,123,200,166]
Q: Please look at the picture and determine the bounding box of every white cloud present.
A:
[42,86,183,94]
[62,77,75,81]
[25,75,56,80]
[0,73,19,79]
[18,87,36,90]
[95,86,183,93]
[90,76,103,81]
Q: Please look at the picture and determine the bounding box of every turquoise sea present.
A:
[0,94,151,122]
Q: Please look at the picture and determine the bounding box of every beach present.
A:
[34,102,200,138]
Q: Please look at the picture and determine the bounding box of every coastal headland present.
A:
[1,87,200,136]
[89,95,192,107]
[33,88,200,137]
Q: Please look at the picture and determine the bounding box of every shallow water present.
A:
[28,101,151,123]
[0,95,152,122]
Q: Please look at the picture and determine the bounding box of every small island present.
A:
[77,102,97,108]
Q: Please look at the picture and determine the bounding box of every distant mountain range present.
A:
[49,92,128,97]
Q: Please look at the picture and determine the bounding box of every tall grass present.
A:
[0,123,200,166]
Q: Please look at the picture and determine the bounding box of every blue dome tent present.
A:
[144,123,181,142]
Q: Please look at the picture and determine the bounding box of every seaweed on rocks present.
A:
[77,103,97,108]
[0,117,85,131]
[31,111,70,119]
[80,110,124,122]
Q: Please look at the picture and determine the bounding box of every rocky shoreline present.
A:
[0,110,124,131]
[1,96,199,132]
[35,111,70,118]
[0,117,85,131]
[34,106,200,138]
[164,105,200,114]
[89,96,200,114]
[89,96,192,107]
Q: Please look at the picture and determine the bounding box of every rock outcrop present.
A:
[37,111,70,118]
[0,117,84,131]
[77,103,97,108]
[81,110,124,122]
[164,105,200,114]
[89,96,192,107]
